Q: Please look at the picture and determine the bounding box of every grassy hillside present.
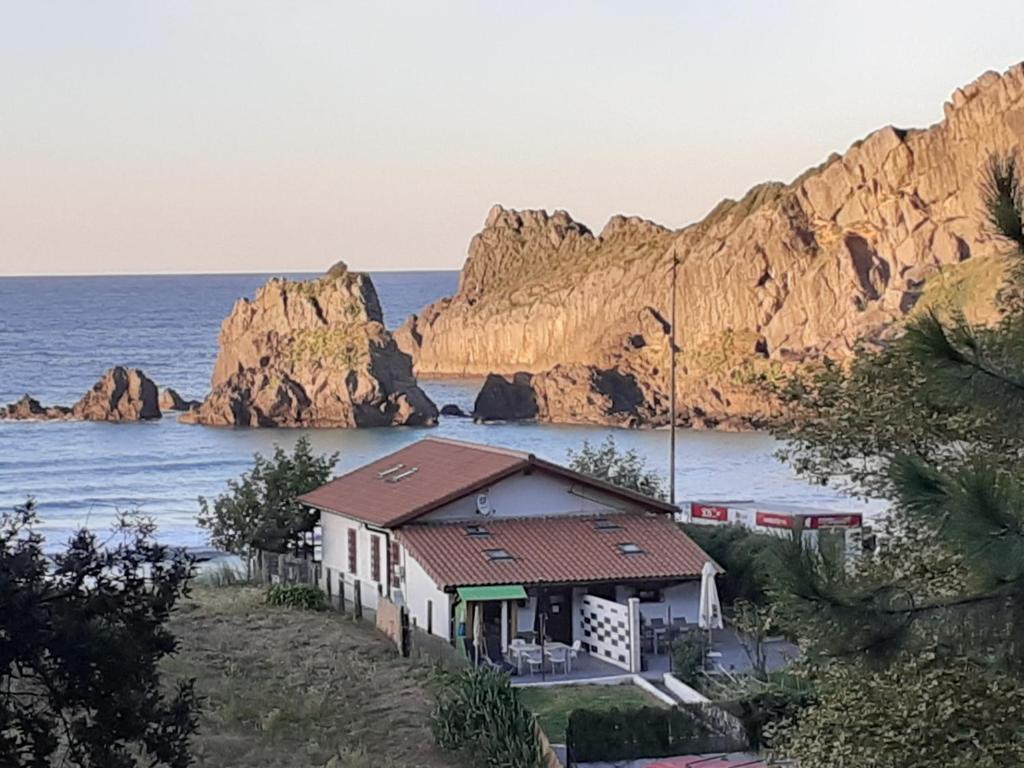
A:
[163,587,451,768]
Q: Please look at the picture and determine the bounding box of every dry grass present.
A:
[163,586,451,768]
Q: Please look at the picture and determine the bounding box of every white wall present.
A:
[402,550,451,640]
[421,470,653,523]
[319,511,389,611]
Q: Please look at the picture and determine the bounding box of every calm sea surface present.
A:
[0,272,877,549]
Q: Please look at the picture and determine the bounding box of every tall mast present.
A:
[669,254,677,506]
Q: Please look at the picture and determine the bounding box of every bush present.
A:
[681,523,776,604]
[567,706,734,762]
[265,584,326,610]
[671,631,709,686]
[431,667,545,768]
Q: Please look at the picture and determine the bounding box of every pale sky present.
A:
[2,2,1023,276]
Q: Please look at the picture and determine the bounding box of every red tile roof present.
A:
[298,437,678,528]
[298,438,529,528]
[397,513,712,589]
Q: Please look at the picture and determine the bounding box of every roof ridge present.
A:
[422,435,532,460]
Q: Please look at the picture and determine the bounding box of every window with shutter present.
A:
[370,535,381,582]
[347,529,357,575]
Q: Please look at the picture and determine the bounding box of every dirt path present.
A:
[163,586,452,768]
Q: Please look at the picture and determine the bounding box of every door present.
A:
[542,587,574,644]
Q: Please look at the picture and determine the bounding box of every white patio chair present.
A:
[569,640,582,662]
[546,647,568,674]
[525,650,544,676]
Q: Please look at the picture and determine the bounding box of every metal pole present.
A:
[669,254,677,506]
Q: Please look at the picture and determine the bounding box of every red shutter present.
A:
[390,541,401,588]
[371,535,381,583]
[347,529,357,575]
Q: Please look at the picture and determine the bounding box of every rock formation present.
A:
[159,388,199,412]
[0,367,162,422]
[398,64,1024,428]
[181,265,438,428]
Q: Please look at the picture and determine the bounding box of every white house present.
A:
[299,437,717,672]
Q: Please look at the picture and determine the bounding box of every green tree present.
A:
[768,156,1024,766]
[567,436,667,499]
[0,500,198,768]
[197,436,338,557]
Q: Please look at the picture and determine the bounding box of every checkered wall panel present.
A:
[579,594,632,671]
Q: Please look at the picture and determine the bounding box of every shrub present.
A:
[680,523,776,604]
[431,667,545,768]
[265,584,326,610]
[566,706,734,762]
[671,630,709,686]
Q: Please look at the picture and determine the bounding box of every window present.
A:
[617,542,644,555]
[390,540,401,589]
[465,524,490,538]
[371,535,381,582]
[426,600,433,634]
[347,529,357,575]
[484,548,514,561]
[594,518,623,532]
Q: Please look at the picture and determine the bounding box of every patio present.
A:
[502,627,798,685]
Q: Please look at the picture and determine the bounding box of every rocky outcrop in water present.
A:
[159,388,199,412]
[181,264,438,428]
[400,64,1024,428]
[0,367,162,422]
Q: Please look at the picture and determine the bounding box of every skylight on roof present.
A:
[484,548,514,561]
[594,518,623,531]
[617,543,644,555]
[465,525,491,538]
[377,463,405,479]
[387,467,419,483]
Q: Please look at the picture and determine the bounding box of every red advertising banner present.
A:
[807,514,863,529]
[755,512,794,529]
[691,503,728,522]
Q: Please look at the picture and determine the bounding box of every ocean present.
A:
[0,272,875,550]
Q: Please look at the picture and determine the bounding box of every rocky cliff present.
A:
[182,264,438,428]
[399,64,1024,428]
[1,367,162,422]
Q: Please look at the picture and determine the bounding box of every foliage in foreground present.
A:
[766,155,1024,766]
[198,436,337,556]
[0,500,198,768]
[265,583,326,610]
[431,667,545,768]
[567,435,667,500]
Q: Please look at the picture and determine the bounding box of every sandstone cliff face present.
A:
[182,266,438,428]
[1,367,162,422]
[399,65,1024,428]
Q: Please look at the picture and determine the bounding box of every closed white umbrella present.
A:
[472,602,485,663]
[698,561,723,631]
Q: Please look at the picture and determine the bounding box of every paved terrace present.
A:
[509,629,798,685]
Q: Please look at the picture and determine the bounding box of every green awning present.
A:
[456,585,527,602]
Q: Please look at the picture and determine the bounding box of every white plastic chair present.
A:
[525,650,544,676]
[546,647,568,674]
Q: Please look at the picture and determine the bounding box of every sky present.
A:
[2,2,1023,276]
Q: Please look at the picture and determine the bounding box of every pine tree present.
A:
[769,156,1024,767]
